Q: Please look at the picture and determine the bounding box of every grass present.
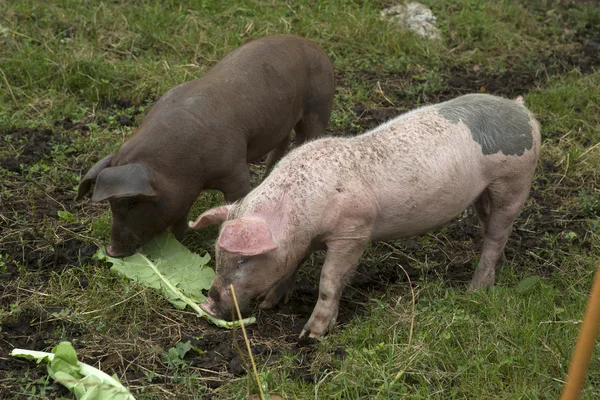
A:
[1,0,599,399]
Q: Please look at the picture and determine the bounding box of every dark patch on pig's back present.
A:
[436,94,533,156]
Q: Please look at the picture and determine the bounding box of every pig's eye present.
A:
[237,259,246,265]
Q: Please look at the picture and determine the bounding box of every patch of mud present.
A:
[0,128,61,170]
[0,235,96,280]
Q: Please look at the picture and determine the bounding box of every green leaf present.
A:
[53,371,81,392]
[57,210,77,223]
[10,344,136,400]
[174,340,192,359]
[516,275,542,295]
[53,341,79,366]
[96,231,256,328]
[168,347,181,360]
[48,358,81,381]
[8,349,52,364]
[97,231,213,308]
[48,342,82,381]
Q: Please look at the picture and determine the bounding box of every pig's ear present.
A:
[188,205,232,229]
[218,219,278,256]
[75,154,114,201]
[91,163,157,202]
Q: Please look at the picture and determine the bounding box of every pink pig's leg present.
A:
[470,178,532,289]
[300,237,368,340]
[472,189,491,234]
[259,266,299,309]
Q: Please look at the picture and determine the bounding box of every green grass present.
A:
[1,0,599,399]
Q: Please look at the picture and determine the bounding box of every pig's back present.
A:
[204,34,333,110]
[355,94,540,238]
[243,94,539,239]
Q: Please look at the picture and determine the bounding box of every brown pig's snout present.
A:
[106,244,137,258]
[107,225,158,258]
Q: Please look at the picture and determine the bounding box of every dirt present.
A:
[2,114,590,398]
[0,308,85,398]
[342,18,600,134]
[1,11,599,398]
[0,113,474,397]
[0,128,59,171]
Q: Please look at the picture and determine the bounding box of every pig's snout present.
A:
[207,285,222,304]
[201,285,235,320]
[106,244,136,258]
[199,296,220,318]
[107,230,144,257]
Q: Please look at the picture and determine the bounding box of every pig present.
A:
[189,93,541,339]
[75,34,335,257]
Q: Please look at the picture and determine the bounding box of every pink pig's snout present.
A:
[201,285,235,320]
[199,296,219,317]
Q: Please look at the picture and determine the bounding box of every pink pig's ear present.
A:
[218,218,278,256]
[188,205,232,229]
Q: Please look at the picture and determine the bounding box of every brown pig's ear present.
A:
[217,218,278,256]
[188,205,233,229]
[91,163,157,202]
[75,154,114,201]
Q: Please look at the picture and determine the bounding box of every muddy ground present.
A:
[1,13,599,398]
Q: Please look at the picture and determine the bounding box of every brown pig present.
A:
[75,34,335,257]
[189,93,541,339]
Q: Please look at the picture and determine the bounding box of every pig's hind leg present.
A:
[472,189,491,234]
[265,135,291,173]
[264,111,330,174]
[470,178,532,290]
[294,112,329,146]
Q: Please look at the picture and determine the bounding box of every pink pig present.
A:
[190,93,541,339]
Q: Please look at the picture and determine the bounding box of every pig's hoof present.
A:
[258,298,277,309]
[468,268,495,292]
[298,329,321,345]
[467,278,494,293]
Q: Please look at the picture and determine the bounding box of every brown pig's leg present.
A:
[300,238,368,340]
[294,112,328,146]
[220,165,251,203]
[265,135,291,174]
[167,214,188,241]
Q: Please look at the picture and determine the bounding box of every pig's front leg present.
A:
[167,214,188,241]
[300,238,368,340]
[259,266,299,309]
[260,254,313,309]
[219,165,251,203]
